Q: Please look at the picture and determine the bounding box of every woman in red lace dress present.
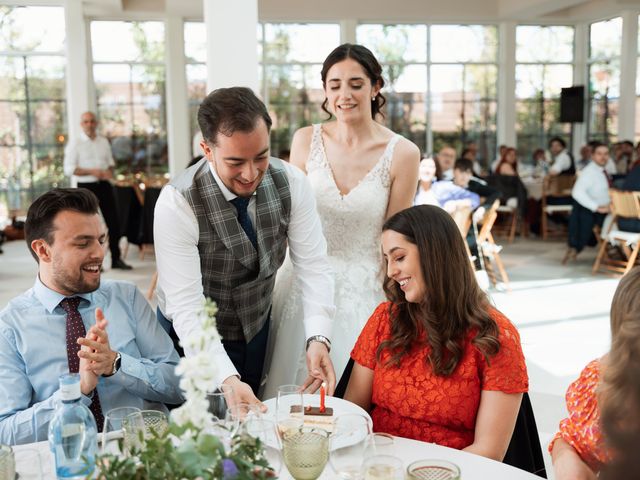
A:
[345,205,528,461]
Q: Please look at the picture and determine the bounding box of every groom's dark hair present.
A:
[198,87,273,146]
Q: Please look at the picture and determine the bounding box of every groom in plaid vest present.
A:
[154,87,336,407]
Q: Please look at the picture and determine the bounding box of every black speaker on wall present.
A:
[560,86,585,123]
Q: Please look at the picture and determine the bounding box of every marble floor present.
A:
[0,234,619,479]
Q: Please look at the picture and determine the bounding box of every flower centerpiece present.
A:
[96,299,275,479]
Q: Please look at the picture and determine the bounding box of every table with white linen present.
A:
[15,435,541,479]
[521,175,544,200]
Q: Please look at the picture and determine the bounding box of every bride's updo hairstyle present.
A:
[379,205,500,376]
[320,43,386,120]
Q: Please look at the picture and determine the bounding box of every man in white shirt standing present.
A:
[154,87,336,408]
[563,142,611,264]
[63,112,131,270]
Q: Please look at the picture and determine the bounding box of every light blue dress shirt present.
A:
[0,277,183,445]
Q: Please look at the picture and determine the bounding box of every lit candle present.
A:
[320,382,326,413]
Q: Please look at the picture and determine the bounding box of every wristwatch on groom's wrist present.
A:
[306,335,331,353]
[103,351,121,377]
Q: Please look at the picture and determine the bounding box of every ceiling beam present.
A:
[498,0,590,19]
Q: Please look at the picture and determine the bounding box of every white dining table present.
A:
[15,435,542,479]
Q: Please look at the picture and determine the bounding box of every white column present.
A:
[572,22,588,157]
[618,11,638,141]
[64,0,91,142]
[165,15,191,176]
[204,0,259,92]
[497,22,516,149]
[340,19,357,44]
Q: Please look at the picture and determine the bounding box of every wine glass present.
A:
[140,410,169,439]
[362,455,404,480]
[224,403,262,436]
[276,385,304,439]
[244,417,282,476]
[329,414,372,479]
[102,407,144,456]
[282,427,330,480]
[364,433,395,458]
[13,448,42,480]
[206,384,234,420]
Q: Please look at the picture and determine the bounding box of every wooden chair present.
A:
[495,198,519,244]
[476,200,511,291]
[592,190,640,275]
[450,205,473,263]
[147,271,158,300]
[541,175,575,240]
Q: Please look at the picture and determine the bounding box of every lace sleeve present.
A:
[350,302,391,369]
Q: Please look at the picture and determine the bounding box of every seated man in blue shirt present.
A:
[0,188,183,445]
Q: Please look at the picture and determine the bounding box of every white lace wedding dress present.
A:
[262,124,400,398]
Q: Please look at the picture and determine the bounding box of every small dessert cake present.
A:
[290,405,335,432]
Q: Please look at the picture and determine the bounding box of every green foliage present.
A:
[96,421,277,480]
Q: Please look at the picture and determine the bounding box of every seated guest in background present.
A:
[415,157,480,212]
[618,162,640,233]
[530,148,548,176]
[563,142,611,264]
[548,137,575,176]
[0,188,183,445]
[550,267,640,479]
[613,140,634,174]
[436,145,457,180]
[461,146,484,177]
[632,141,640,171]
[453,158,502,209]
[576,144,592,171]
[491,144,508,173]
[599,268,640,480]
[346,205,528,460]
[496,147,519,176]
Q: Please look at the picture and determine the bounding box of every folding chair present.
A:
[476,200,510,291]
[541,175,575,240]
[592,190,640,275]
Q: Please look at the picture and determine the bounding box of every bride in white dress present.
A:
[263,44,420,397]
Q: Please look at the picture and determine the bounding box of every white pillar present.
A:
[64,0,91,142]
[204,0,259,93]
[340,19,357,44]
[165,15,191,176]
[572,22,588,157]
[618,11,638,141]
[497,21,516,148]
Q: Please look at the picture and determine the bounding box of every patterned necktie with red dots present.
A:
[60,297,105,431]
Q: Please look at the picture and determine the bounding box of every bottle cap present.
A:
[59,373,81,401]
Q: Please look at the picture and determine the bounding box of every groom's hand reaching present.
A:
[302,342,336,395]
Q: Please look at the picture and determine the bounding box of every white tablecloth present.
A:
[521,175,544,201]
[15,435,541,479]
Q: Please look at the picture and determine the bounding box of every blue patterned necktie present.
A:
[230,196,258,250]
[60,297,105,431]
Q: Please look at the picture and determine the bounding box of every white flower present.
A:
[172,298,220,434]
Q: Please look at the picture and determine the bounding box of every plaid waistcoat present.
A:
[171,158,291,342]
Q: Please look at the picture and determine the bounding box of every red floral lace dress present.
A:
[350,302,528,449]
[548,359,611,472]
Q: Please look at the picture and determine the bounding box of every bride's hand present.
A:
[302,342,336,395]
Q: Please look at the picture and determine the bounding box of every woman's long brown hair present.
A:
[599,267,640,479]
[378,205,500,376]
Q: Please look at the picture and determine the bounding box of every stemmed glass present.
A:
[206,384,234,420]
[244,417,282,476]
[224,403,262,436]
[13,447,43,480]
[275,385,304,439]
[364,433,395,458]
[101,407,145,456]
[329,414,372,479]
[139,410,169,439]
[282,427,330,480]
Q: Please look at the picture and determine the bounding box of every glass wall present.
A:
[0,6,67,215]
[259,23,341,157]
[588,17,622,143]
[184,21,206,157]
[357,24,498,166]
[515,25,574,161]
[91,21,167,174]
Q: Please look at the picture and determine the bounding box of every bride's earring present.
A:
[371,96,376,101]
